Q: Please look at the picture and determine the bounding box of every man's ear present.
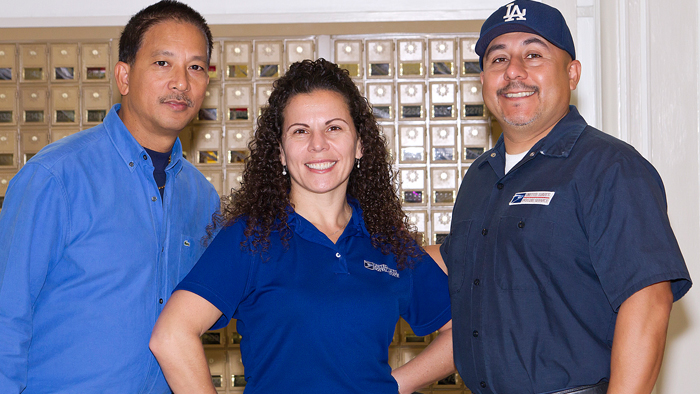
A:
[568,60,582,91]
[114,61,130,96]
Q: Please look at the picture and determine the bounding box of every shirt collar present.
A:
[287,195,370,242]
[104,103,184,173]
[479,105,587,170]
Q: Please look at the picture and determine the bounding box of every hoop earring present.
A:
[282,165,287,176]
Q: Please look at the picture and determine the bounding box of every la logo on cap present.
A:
[503,2,527,22]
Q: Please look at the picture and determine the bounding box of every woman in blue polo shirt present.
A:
[150,59,454,394]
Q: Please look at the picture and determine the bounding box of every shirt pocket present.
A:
[445,219,473,295]
[495,216,554,291]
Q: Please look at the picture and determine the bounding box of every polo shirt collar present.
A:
[287,195,370,244]
[105,103,184,174]
[480,105,587,171]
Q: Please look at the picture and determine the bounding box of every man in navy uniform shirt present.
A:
[0,1,219,392]
[433,1,692,393]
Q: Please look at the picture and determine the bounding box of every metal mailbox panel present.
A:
[82,86,110,124]
[286,40,315,67]
[50,43,79,82]
[225,84,253,123]
[19,44,47,82]
[81,43,111,82]
[0,44,17,83]
[0,88,17,125]
[20,87,48,125]
[51,86,80,125]
[255,41,283,79]
[366,40,394,78]
[428,39,455,77]
[397,39,425,78]
[224,41,253,80]
[192,127,223,165]
[335,40,363,78]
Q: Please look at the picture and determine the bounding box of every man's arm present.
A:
[608,281,673,394]
[0,165,67,392]
[391,320,455,393]
[150,290,223,394]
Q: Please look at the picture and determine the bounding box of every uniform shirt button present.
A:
[481,228,488,236]
[143,154,148,160]
[129,162,134,167]
[473,330,479,337]
[335,252,341,258]
[497,183,504,190]
[473,279,480,286]
[151,196,157,202]
[480,381,487,388]
[518,221,525,228]
[159,298,164,304]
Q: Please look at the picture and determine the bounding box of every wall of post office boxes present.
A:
[0,32,489,393]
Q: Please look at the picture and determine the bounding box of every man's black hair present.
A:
[119,0,213,65]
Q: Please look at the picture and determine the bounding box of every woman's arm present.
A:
[423,244,447,274]
[150,290,224,394]
[391,320,455,393]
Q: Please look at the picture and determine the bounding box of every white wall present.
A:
[600,1,700,393]
[3,0,697,391]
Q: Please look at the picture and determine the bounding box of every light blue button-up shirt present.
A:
[0,104,220,393]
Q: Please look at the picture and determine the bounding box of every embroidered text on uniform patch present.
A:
[509,191,555,206]
[364,260,400,278]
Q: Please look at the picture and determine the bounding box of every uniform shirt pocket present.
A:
[495,216,554,291]
[444,219,473,295]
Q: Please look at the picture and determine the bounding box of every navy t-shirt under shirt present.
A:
[144,147,170,198]
[175,198,452,394]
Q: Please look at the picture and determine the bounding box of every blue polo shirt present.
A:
[176,198,452,394]
[440,106,691,394]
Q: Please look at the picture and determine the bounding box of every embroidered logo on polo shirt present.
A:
[364,260,399,278]
[509,191,555,205]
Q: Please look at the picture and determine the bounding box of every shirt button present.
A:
[473,330,479,337]
[335,252,341,258]
[518,221,525,228]
[481,228,488,236]
[497,183,504,190]
[480,381,487,388]
[473,279,480,286]
[143,154,147,160]
[151,196,157,202]
[129,162,134,167]
[159,298,164,304]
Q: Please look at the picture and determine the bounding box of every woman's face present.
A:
[279,89,362,201]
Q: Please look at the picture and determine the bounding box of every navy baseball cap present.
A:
[475,0,576,69]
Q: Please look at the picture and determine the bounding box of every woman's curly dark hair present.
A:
[208,58,422,269]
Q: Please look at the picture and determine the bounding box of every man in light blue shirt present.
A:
[0,1,220,392]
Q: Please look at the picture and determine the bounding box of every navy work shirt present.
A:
[177,197,452,393]
[440,106,691,394]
